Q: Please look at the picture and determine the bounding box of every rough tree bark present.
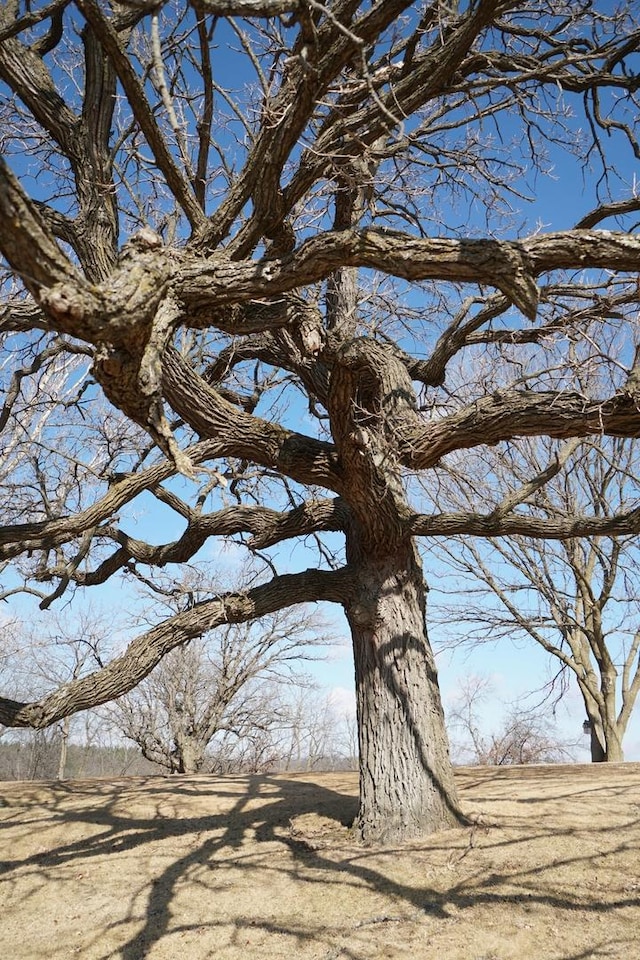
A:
[347,543,461,842]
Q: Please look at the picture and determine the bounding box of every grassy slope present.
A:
[1,764,639,959]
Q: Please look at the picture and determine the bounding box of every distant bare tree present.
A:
[281,688,356,771]
[430,435,640,762]
[109,606,333,774]
[449,677,577,767]
[0,609,116,778]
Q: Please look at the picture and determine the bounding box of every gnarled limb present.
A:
[401,389,640,470]
[162,347,343,491]
[408,505,640,540]
[37,496,350,588]
[0,566,354,729]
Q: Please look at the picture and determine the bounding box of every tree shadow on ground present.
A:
[1,768,639,960]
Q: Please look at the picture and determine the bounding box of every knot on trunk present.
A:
[42,283,87,330]
[348,600,378,628]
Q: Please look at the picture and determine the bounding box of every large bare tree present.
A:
[1,0,640,842]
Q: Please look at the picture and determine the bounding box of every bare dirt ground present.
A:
[1,764,639,960]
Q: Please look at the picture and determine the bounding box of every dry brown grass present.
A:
[1,763,639,959]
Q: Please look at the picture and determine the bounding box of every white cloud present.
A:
[328,685,356,717]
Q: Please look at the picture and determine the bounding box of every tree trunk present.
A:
[589,720,606,763]
[57,716,70,780]
[170,738,204,775]
[346,541,463,844]
[601,669,624,762]
[603,733,624,762]
[586,713,624,762]
[585,668,625,762]
[598,718,624,763]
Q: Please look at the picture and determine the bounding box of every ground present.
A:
[1,764,639,959]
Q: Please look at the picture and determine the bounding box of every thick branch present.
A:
[0,0,70,43]
[179,229,640,320]
[577,197,640,230]
[117,0,302,13]
[45,497,350,586]
[619,629,640,729]
[0,438,222,560]
[279,1,521,241]
[409,506,640,540]
[193,0,301,13]
[403,390,640,470]
[76,0,206,232]
[162,347,343,491]
[0,157,82,297]
[0,567,354,728]
[197,0,417,251]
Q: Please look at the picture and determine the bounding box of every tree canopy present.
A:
[1,0,640,842]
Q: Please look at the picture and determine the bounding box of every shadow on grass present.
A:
[1,768,639,960]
